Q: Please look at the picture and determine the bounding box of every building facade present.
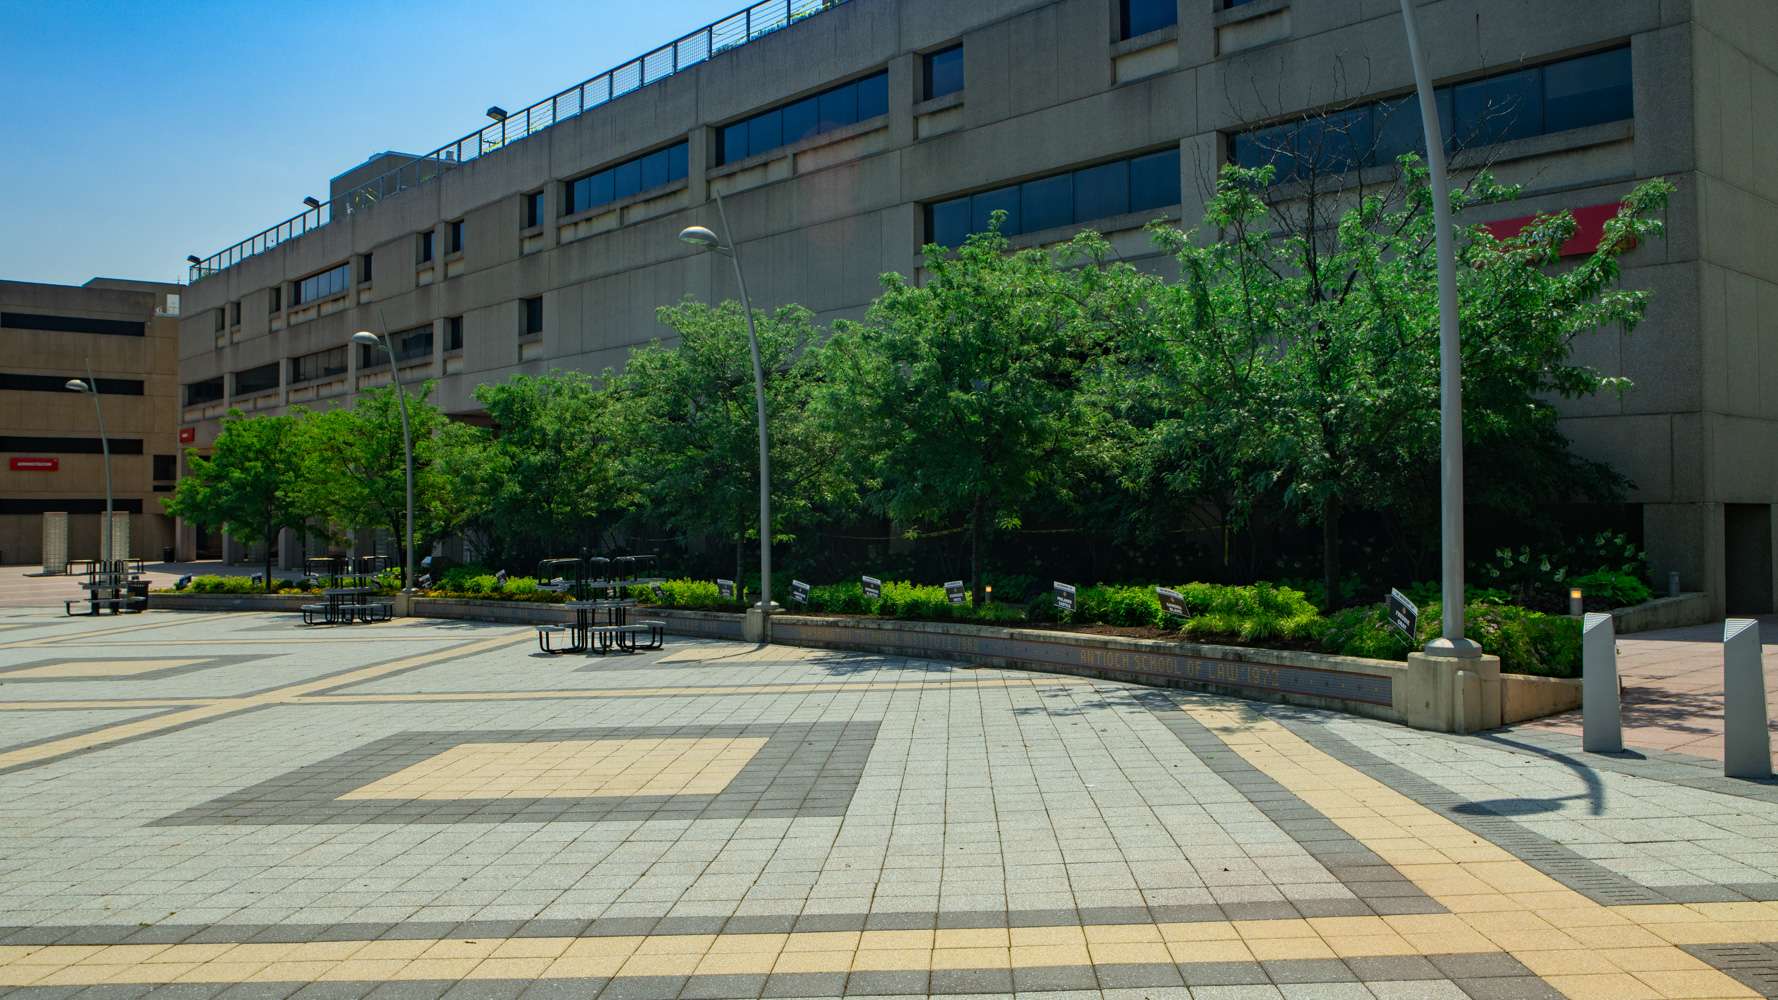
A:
[1,278,183,567]
[176,0,1778,613]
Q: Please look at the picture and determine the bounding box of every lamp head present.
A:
[678,225,725,252]
[185,254,202,265]
[350,331,381,347]
[302,196,321,209]
[485,106,508,122]
[64,379,89,393]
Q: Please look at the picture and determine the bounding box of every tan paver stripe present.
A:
[0,630,531,771]
[0,614,237,649]
[1179,703,1772,999]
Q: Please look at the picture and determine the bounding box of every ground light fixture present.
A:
[678,194,775,628]
[1570,588,1585,616]
[65,371,114,565]
[349,330,416,595]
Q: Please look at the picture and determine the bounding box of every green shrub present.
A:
[1569,569,1652,609]
[633,579,748,612]
[1173,583,1324,644]
[1066,585,1164,628]
[1320,599,1580,677]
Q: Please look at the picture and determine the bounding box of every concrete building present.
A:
[1,277,183,567]
[176,0,1778,614]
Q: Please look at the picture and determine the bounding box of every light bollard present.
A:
[1722,618,1772,780]
[1582,612,1622,753]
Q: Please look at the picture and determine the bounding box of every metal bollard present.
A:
[1722,618,1772,780]
[1582,612,1622,753]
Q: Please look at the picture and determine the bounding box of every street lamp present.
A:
[65,368,114,566]
[350,330,416,595]
[679,190,775,626]
[1399,0,1480,658]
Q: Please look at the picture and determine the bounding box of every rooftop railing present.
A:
[189,0,852,283]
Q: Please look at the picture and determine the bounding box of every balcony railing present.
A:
[189,0,852,283]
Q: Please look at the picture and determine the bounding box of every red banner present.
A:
[10,457,58,472]
[1482,203,1624,257]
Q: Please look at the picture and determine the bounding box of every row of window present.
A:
[360,325,434,370]
[234,362,280,397]
[0,373,144,395]
[0,498,147,515]
[289,347,347,385]
[292,262,351,307]
[717,71,889,166]
[204,312,497,401]
[923,45,964,101]
[926,148,1181,249]
[564,142,691,216]
[0,311,146,338]
[1230,47,1633,183]
[0,435,144,456]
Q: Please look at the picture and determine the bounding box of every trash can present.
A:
[162,545,175,564]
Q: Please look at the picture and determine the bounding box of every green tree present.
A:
[610,299,848,584]
[162,409,313,592]
[298,383,473,583]
[815,222,1111,605]
[457,371,635,565]
[1125,160,1673,604]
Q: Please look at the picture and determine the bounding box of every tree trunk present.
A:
[1321,497,1341,611]
[969,498,983,608]
[264,519,275,594]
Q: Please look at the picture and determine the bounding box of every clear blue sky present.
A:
[0,0,746,287]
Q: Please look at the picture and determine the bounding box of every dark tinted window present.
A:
[927,198,971,250]
[0,312,145,338]
[782,97,820,143]
[289,346,347,384]
[748,110,784,159]
[361,252,374,284]
[1020,174,1073,233]
[524,297,544,335]
[1453,67,1542,147]
[613,159,643,199]
[1231,48,1630,185]
[0,436,143,456]
[640,149,670,191]
[269,286,281,313]
[0,373,143,395]
[153,454,176,481]
[667,143,689,181]
[856,71,889,120]
[524,191,545,228]
[233,362,280,397]
[0,498,144,515]
[971,186,1020,236]
[721,123,750,164]
[1120,0,1177,39]
[1074,160,1130,223]
[184,378,224,406]
[417,230,434,263]
[448,220,463,254]
[1129,148,1181,211]
[1543,47,1633,132]
[447,316,464,352]
[927,148,1181,248]
[924,45,964,100]
[818,86,857,131]
[716,71,889,165]
[293,263,350,306]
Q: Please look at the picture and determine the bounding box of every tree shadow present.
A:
[1473,733,1615,815]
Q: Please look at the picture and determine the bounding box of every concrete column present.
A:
[1722,618,1772,779]
[1400,651,1503,733]
[1582,612,1623,753]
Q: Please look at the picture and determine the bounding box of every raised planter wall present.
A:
[145,594,1604,727]
[1612,592,1710,634]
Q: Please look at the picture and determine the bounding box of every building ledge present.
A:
[1213,0,1287,29]
[1111,23,1177,58]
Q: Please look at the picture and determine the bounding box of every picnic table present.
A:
[538,598,664,654]
[63,559,147,616]
[301,586,393,625]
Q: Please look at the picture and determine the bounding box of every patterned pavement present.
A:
[0,607,1775,999]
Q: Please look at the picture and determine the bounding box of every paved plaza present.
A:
[1,609,1776,999]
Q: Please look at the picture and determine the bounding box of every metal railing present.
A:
[190,0,852,283]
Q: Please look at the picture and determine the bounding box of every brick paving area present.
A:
[0,610,1775,999]
[1516,617,1778,768]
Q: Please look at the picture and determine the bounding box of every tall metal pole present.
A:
[85,360,114,565]
[712,189,773,613]
[376,333,416,594]
[1400,0,1479,657]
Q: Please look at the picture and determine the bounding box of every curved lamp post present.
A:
[350,331,415,594]
[1399,0,1480,657]
[679,191,774,621]
[65,366,114,565]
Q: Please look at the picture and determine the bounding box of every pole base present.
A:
[1423,635,1484,659]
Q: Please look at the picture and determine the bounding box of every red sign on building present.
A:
[179,427,197,444]
[1482,203,1626,257]
[9,457,58,472]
